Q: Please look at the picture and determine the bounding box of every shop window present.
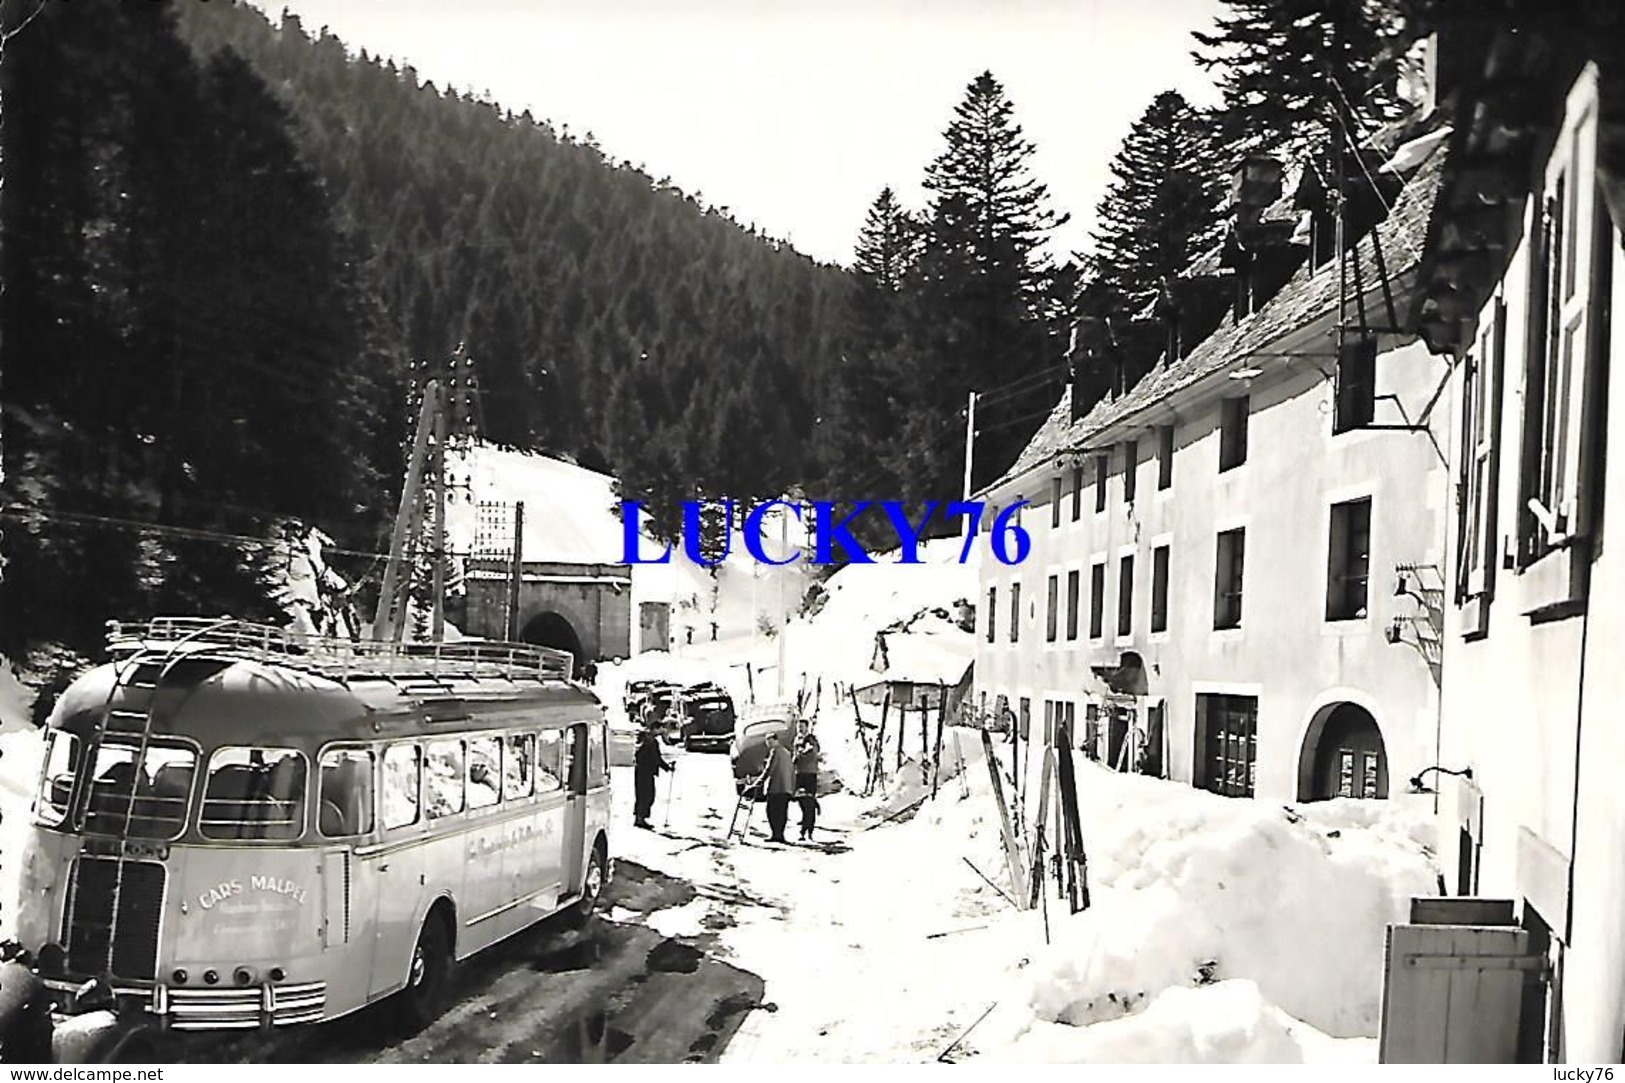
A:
[1195,693,1257,797]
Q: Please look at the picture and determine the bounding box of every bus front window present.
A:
[82,741,196,839]
[34,731,81,827]
[200,747,306,841]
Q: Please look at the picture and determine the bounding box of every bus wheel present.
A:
[399,915,451,1031]
[563,842,607,929]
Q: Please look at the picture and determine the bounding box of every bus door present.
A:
[362,743,427,1000]
[316,748,381,1010]
[520,729,568,910]
[559,723,589,900]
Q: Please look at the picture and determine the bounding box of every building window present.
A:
[1066,569,1080,641]
[1094,454,1109,513]
[1458,300,1506,609]
[1117,555,1135,638]
[1046,574,1059,642]
[1051,475,1063,529]
[1196,693,1258,797]
[1219,396,1249,472]
[1070,465,1083,521]
[1157,425,1174,490]
[1089,562,1105,639]
[1334,335,1377,432]
[1214,528,1245,630]
[1008,582,1020,643]
[986,585,996,643]
[1326,498,1372,621]
[1151,544,1170,633]
[1123,440,1139,503]
[1518,98,1602,571]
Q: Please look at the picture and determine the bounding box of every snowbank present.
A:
[0,727,46,940]
[1016,762,1437,1040]
[1007,980,1314,1063]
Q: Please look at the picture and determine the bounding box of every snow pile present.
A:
[1017,762,1438,1041]
[0,726,47,939]
[1007,980,1310,1062]
[780,536,976,693]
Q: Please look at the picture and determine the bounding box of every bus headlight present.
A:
[203,970,219,985]
[172,969,189,985]
[233,966,256,987]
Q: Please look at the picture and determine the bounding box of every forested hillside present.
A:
[175,1,854,521]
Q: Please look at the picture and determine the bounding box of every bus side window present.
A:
[535,731,563,794]
[503,733,534,801]
[319,749,375,837]
[588,724,607,787]
[381,744,421,830]
[467,736,501,810]
[425,739,465,819]
[565,725,588,795]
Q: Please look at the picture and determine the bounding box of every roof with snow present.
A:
[983,138,1448,497]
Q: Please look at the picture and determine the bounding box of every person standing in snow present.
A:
[793,721,822,841]
[754,731,795,843]
[633,727,672,829]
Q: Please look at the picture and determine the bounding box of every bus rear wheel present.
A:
[563,842,607,929]
[399,915,451,1031]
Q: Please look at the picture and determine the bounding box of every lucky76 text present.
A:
[621,499,1033,566]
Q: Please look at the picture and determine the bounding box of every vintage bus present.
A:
[10,617,613,1039]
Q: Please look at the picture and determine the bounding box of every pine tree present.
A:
[1193,0,1414,161]
[915,71,1065,494]
[1090,91,1226,317]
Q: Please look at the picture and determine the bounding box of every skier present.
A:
[633,727,672,829]
[793,720,822,841]
[754,731,795,843]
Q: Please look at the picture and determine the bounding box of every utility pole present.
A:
[373,380,441,643]
[962,390,978,537]
[506,501,525,641]
[431,384,448,642]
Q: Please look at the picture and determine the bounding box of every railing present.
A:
[105,617,574,684]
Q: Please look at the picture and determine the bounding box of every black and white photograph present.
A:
[0,0,1622,1067]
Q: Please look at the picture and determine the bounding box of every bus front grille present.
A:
[64,857,165,981]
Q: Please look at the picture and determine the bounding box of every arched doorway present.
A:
[1297,702,1388,800]
[520,611,585,671]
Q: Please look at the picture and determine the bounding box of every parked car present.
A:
[730,708,843,799]
[676,687,736,752]
[625,679,679,732]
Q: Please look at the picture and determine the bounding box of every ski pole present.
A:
[662,757,678,829]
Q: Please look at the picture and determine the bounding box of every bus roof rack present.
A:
[105,617,575,686]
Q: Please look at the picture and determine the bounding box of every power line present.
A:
[0,505,394,563]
